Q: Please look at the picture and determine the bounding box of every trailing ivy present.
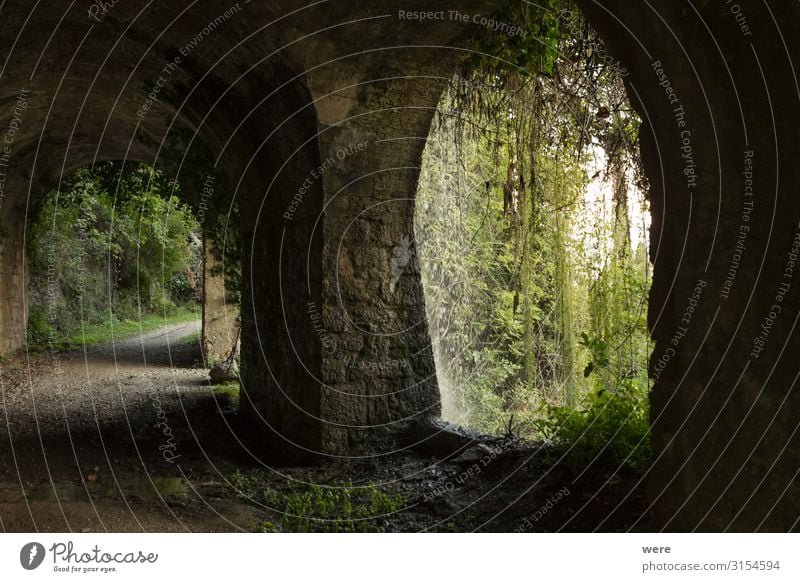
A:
[416,2,652,469]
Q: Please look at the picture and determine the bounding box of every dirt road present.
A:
[0,320,263,532]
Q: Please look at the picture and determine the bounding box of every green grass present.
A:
[228,471,406,532]
[212,380,240,408]
[179,329,202,345]
[27,306,200,353]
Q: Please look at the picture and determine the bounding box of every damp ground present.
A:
[0,323,648,532]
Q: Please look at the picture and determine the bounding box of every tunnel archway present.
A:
[0,0,798,532]
[0,2,328,467]
[328,0,799,531]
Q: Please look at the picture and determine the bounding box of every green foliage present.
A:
[463,0,566,76]
[212,380,240,409]
[580,332,609,378]
[537,383,651,470]
[179,330,202,345]
[26,162,201,351]
[277,483,403,533]
[27,309,54,349]
[228,472,405,533]
[416,3,653,467]
[204,201,242,304]
[258,521,279,533]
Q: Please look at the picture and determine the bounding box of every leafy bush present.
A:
[26,162,201,350]
[537,381,651,470]
[26,308,54,349]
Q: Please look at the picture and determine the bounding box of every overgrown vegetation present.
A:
[228,471,405,532]
[416,1,652,468]
[27,308,199,353]
[212,380,240,409]
[27,162,202,351]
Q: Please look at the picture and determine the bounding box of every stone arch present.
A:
[575,0,800,532]
[0,2,327,463]
[0,0,798,531]
[301,0,800,530]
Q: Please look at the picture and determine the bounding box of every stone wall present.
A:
[0,208,26,354]
[313,77,447,455]
[201,238,239,363]
[579,0,800,531]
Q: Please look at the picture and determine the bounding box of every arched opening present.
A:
[1,160,252,515]
[415,6,652,474]
[0,0,329,527]
[26,162,205,362]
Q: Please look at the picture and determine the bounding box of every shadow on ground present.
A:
[0,323,649,532]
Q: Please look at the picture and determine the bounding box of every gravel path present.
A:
[0,320,263,532]
[1,320,206,437]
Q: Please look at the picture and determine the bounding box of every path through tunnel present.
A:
[0,153,300,529]
[0,0,331,529]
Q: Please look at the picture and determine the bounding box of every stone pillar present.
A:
[201,236,239,364]
[580,0,800,531]
[308,70,447,455]
[0,209,27,355]
[232,74,325,464]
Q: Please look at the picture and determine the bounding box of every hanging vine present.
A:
[415,0,652,468]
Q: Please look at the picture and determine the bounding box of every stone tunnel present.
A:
[0,0,798,531]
